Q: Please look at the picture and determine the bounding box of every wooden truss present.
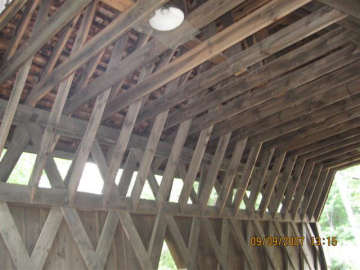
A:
[0,0,360,268]
[0,202,327,269]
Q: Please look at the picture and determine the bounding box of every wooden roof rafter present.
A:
[0,0,359,231]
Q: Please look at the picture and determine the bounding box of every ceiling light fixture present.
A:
[149,5,184,31]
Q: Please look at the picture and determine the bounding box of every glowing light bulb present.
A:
[149,6,184,31]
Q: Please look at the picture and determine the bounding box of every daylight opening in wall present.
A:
[319,167,360,269]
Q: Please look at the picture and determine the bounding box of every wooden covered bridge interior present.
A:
[0,0,359,269]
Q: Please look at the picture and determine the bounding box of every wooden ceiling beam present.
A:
[0,0,27,32]
[231,62,360,151]
[251,88,360,151]
[0,0,93,84]
[3,0,41,61]
[102,0,312,119]
[26,0,167,106]
[311,143,360,164]
[323,152,360,168]
[101,0,134,12]
[290,127,360,157]
[332,160,360,171]
[60,0,247,114]
[166,27,348,132]
[318,0,360,21]
[300,134,360,161]
[227,77,360,149]
[338,19,360,47]
[189,44,357,137]
[136,7,345,125]
[38,17,79,83]
[270,114,360,153]
[298,118,360,153]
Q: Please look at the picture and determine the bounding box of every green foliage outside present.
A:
[319,167,360,269]
[159,242,177,270]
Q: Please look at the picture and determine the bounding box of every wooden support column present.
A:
[0,130,30,182]
[26,123,65,189]
[281,159,306,215]
[102,33,152,203]
[130,111,169,208]
[199,133,231,210]
[248,148,275,213]
[268,156,297,214]
[307,169,331,219]
[148,212,168,269]
[29,2,97,198]
[105,43,178,205]
[258,152,286,216]
[0,0,45,156]
[157,120,192,204]
[314,170,337,220]
[66,89,111,202]
[65,31,134,203]
[233,143,262,215]
[116,149,137,197]
[179,126,213,209]
[301,165,324,219]
[216,138,248,214]
[290,162,317,217]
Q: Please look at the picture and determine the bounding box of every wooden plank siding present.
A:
[0,203,325,270]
